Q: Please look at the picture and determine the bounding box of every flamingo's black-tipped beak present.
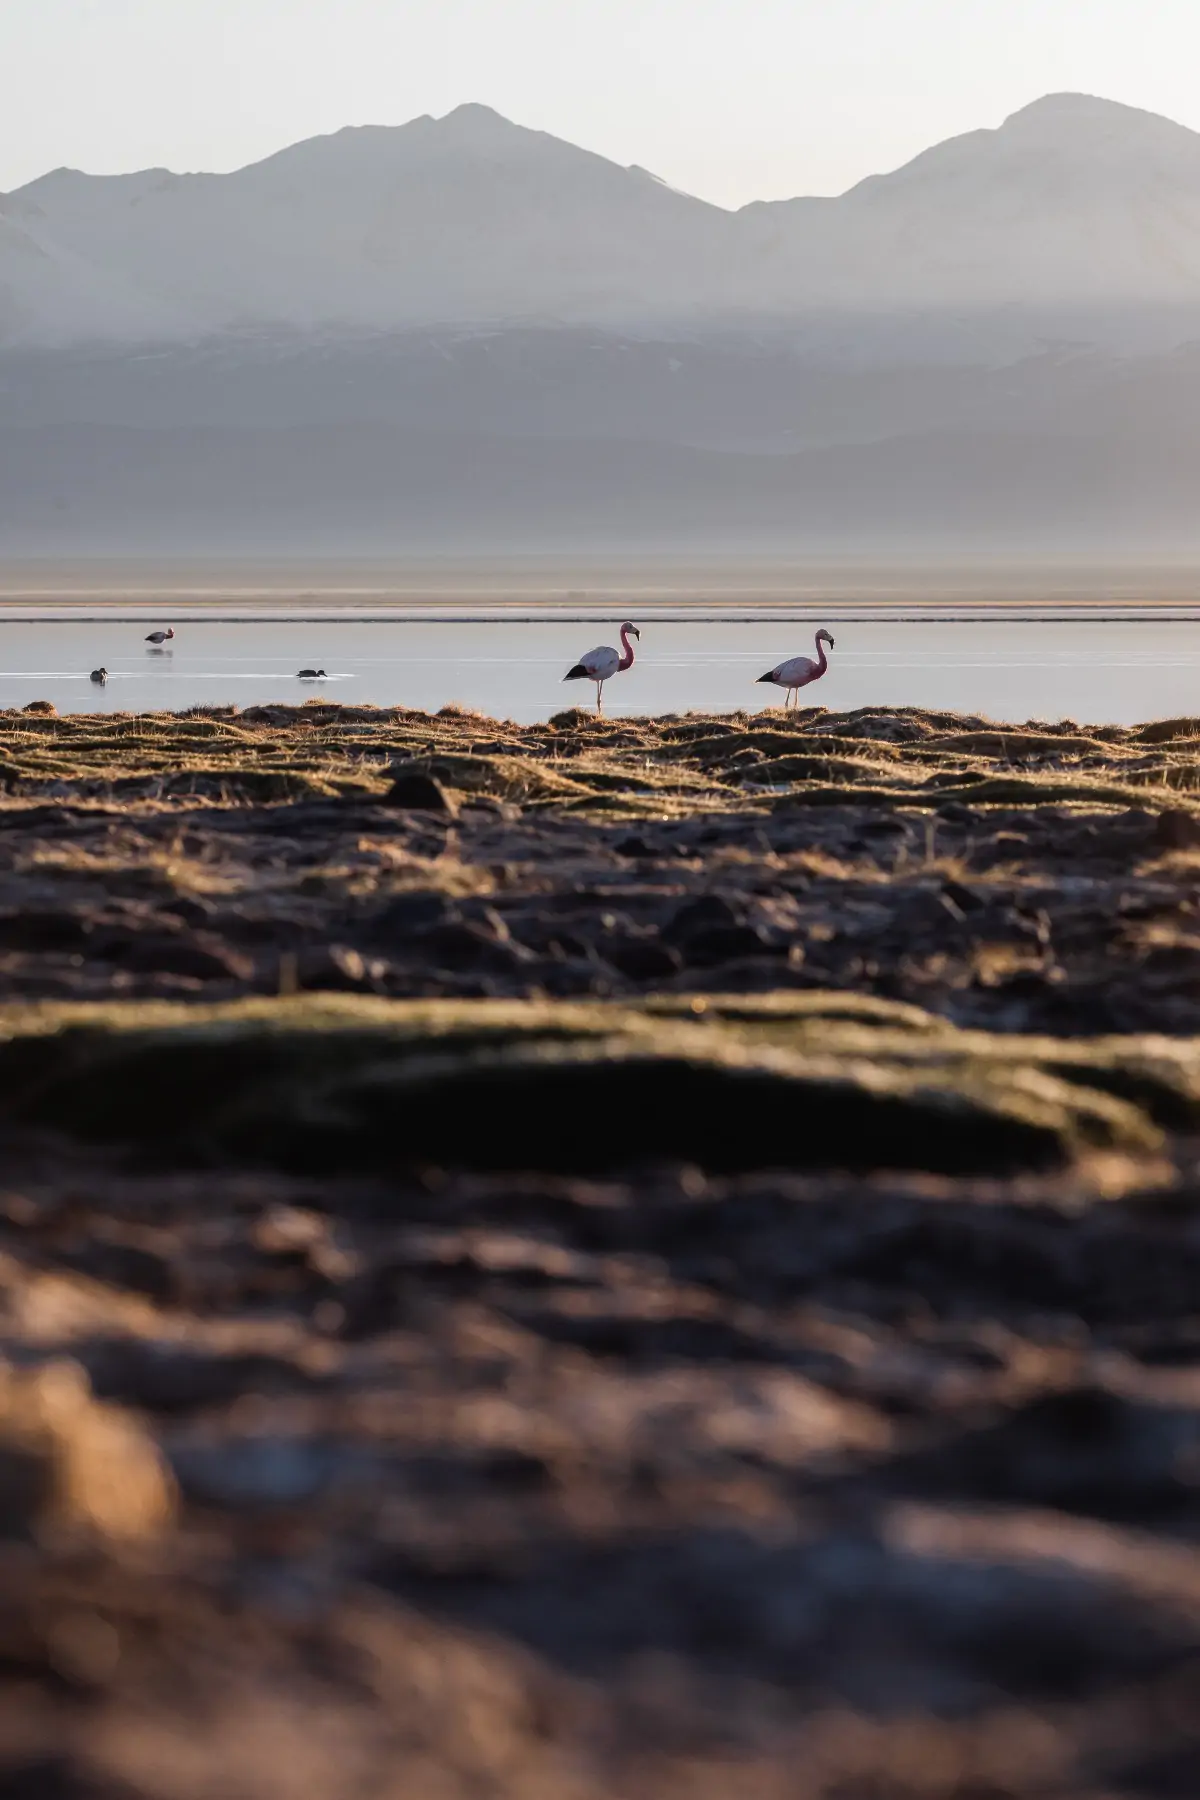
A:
[755,672,774,683]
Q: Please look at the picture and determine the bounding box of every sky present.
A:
[3,0,1200,207]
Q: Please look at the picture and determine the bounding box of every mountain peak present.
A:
[843,89,1200,207]
[429,102,526,143]
[438,102,511,125]
[1005,92,1139,123]
[998,90,1198,144]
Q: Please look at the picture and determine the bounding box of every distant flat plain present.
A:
[4,555,1200,610]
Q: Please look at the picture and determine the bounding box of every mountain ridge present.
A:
[13,91,1189,209]
[8,90,1200,561]
[6,92,1200,347]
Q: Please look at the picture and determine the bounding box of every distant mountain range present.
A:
[4,94,1200,556]
[6,93,1200,344]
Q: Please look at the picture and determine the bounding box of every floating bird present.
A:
[297,668,327,679]
[563,622,640,712]
[145,627,175,647]
[756,629,835,707]
[89,667,108,684]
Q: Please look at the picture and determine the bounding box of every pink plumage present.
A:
[756,629,835,707]
[563,622,640,712]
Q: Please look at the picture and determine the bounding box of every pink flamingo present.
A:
[756,629,834,707]
[563,622,640,712]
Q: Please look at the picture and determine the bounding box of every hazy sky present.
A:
[3,0,1200,206]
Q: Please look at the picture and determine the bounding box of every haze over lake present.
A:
[4,617,1200,726]
[11,94,1200,565]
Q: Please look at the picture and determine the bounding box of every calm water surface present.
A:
[1,619,1198,726]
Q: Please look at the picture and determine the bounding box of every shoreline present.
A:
[3,553,1200,610]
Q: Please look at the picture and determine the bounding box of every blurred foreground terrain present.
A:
[1,699,1199,1798]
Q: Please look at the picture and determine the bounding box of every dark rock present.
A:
[382,770,456,814]
[414,920,534,973]
[662,895,744,944]
[0,910,94,952]
[603,940,684,981]
[0,1755,104,1797]
[459,903,515,940]
[157,895,214,927]
[910,1387,1200,1518]
[1153,807,1200,851]
[108,933,254,982]
[59,1240,175,1302]
[1008,904,1053,946]
[82,1342,316,1414]
[676,924,775,968]
[532,958,619,997]
[371,892,457,941]
[977,968,1061,1001]
[1138,942,1200,978]
[974,831,1030,869]
[0,805,90,834]
[256,800,390,834]
[207,910,299,947]
[941,879,984,915]
[297,945,387,992]
[674,955,820,993]
[541,930,594,960]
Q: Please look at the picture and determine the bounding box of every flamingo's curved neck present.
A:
[618,625,637,672]
[812,632,827,676]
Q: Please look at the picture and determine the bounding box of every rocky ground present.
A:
[0,699,1199,1798]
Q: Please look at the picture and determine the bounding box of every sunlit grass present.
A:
[1,699,1197,833]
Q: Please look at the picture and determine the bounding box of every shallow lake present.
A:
[1,617,1199,726]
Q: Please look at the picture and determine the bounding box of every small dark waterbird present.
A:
[297,668,327,679]
[563,622,640,712]
[89,667,108,684]
[756,629,835,707]
[145,627,175,647]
